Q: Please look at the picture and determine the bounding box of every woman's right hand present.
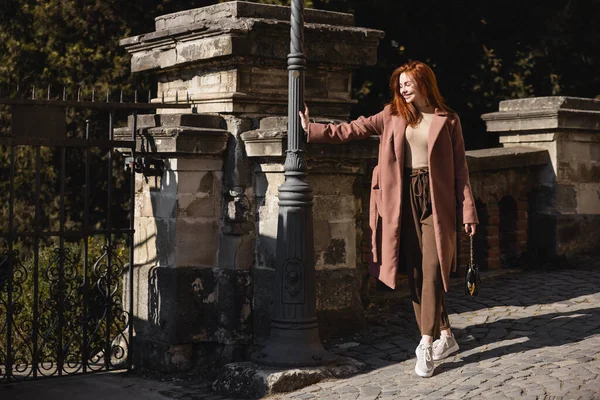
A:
[299,104,309,133]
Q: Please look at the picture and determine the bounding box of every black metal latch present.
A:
[125,156,164,177]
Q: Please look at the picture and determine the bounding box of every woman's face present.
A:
[399,72,425,106]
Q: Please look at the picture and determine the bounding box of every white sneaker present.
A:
[414,343,434,378]
[432,334,459,361]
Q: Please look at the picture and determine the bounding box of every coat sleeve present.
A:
[451,115,479,225]
[307,108,386,144]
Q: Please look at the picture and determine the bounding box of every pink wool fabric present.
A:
[307,105,478,291]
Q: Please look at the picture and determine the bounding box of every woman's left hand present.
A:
[464,223,477,237]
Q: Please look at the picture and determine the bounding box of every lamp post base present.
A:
[251,320,337,367]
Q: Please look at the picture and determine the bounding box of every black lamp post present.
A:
[252,0,336,367]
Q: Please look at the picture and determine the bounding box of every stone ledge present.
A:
[116,124,229,155]
[120,5,384,72]
[482,96,600,133]
[155,1,356,31]
[466,146,550,172]
[212,357,366,398]
[497,96,600,112]
[242,126,379,159]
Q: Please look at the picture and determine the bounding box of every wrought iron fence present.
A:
[0,88,189,382]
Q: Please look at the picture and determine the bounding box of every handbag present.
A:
[464,235,481,297]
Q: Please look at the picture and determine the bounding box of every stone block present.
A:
[315,220,356,270]
[218,233,255,270]
[154,2,355,31]
[134,338,194,373]
[128,114,159,129]
[146,127,229,154]
[256,229,277,271]
[318,237,348,268]
[316,268,365,338]
[252,267,274,339]
[134,217,160,266]
[483,96,600,132]
[576,183,600,214]
[159,113,226,129]
[129,263,153,334]
[256,170,285,199]
[308,174,357,195]
[555,184,577,213]
[313,219,332,254]
[135,174,145,193]
[136,191,177,218]
[313,195,357,221]
[132,266,252,365]
[171,157,224,172]
[466,146,550,173]
[175,219,220,267]
[175,171,214,194]
[142,168,178,194]
[121,2,384,117]
[212,357,366,399]
[177,36,234,63]
[556,214,600,255]
[177,193,215,218]
[155,217,177,267]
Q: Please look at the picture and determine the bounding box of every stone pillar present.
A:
[242,118,379,339]
[119,1,384,370]
[120,1,384,118]
[482,97,600,259]
[118,114,253,372]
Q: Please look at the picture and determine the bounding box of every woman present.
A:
[299,61,478,378]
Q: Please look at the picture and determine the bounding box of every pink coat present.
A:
[307,105,478,291]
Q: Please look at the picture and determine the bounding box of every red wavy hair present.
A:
[388,61,451,126]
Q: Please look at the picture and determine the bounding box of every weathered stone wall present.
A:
[361,147,550,297]
[119,1,385,372]
[120,1,384,118]
[483,97,600,260]
[461,147,550,271]
[242,118,379,339]
[117,114,254,372]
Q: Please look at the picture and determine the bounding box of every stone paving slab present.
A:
[3,260,600,400]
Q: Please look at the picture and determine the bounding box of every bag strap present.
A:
[469,235,474,269]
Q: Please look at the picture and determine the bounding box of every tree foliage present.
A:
[306,0,600,149]
[0,0,598,148]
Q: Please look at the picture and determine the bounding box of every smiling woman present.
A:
[299,60,478,378]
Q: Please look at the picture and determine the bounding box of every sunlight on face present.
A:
[399,72,425,106]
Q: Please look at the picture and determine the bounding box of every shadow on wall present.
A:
[499,196,518,268]
[474,199,489,271]
[128,160,178,337]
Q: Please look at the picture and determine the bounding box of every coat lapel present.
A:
[392,115,406,162]
[428,109,448,157]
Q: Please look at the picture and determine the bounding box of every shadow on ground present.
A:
[327,260,600,376]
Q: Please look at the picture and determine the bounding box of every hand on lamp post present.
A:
[299,104,309,133]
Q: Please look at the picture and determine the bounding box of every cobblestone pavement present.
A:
[269,262,600,400]
[5,261,600,400]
